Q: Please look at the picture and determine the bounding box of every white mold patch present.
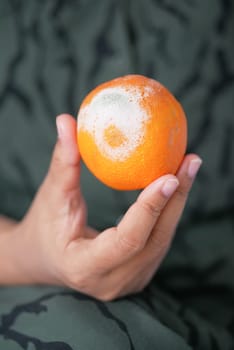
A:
[78,86,150,161]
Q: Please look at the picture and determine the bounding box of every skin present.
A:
[0,114,202,301]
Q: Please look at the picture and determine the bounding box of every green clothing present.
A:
[0,0,233,349]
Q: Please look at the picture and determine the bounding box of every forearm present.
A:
[0,215,61,286]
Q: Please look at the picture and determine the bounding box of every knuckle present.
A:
[175,186,189,201]
[66,194,83,215]
[150,231,168,252]
[51,152,61,173]
[47,165,59,186]
[138,199,162,219]
[118,235,144,254]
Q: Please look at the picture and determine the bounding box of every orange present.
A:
[77,74,187,190]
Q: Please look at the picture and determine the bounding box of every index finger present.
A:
[92,175,179,271]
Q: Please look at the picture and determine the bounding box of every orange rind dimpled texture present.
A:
[77,75,187,190]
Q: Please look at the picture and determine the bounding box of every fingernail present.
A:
[187,158,202,179]
[56,118,64,140]
[161,179,179,198]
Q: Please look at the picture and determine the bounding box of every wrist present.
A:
[0,219,60,286]
[0,221,26,284]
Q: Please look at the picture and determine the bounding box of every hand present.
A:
[7,114,202,301]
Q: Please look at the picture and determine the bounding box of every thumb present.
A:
[46,114,81,193]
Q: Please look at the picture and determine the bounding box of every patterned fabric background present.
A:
[0,1,233,349]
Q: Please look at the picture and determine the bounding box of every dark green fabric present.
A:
[0,0,234,349]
